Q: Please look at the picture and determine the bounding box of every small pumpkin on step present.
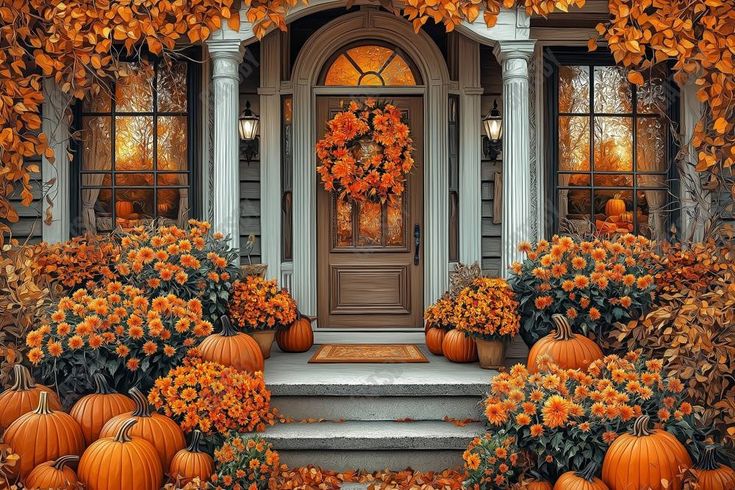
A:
[276,313,315,353]
[25,455,80,490]
[442,329,477,363]
[169,429,214,484]
[554,462,608,490]
[689,445,735,490]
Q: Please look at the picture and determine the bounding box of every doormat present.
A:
[308,344,429,364]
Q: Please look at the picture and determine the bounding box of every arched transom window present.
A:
[322,43,420,86]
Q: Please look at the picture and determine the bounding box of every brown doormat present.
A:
[308,344,429,363]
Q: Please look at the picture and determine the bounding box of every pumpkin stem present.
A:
[187,430,205,453]
[632,415,652,437]
[219,316,237,337]
[10,364,36,391]
[574,462,599,482]
[92,373,116,395]
[114,418,138,443]
[698,445,721,471]
[34,391,54,415]
[551,314,575,341]
[52,455,80,470]
[128,387,153,417]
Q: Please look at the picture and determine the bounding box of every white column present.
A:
[206,37,244,251]
[457,35,483,265]
[493,40,536,277]
[259,32,282,281]
[42,78,71,243]
[680,77,706,243]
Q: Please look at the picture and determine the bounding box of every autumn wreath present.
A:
[316,99,415,203]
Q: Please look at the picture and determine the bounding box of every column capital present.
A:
[492,40,536,64]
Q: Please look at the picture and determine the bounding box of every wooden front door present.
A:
[317,96,424,328]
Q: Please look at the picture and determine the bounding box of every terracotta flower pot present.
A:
[475,338,507,369]
[425,327,446,356]
[249,330,276,359]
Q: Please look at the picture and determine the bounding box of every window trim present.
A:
[543,46,680,238]
[70,50,201,236]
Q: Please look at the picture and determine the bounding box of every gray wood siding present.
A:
[5,162,43,244]
[480,47,503,277]
[239,52,261,265]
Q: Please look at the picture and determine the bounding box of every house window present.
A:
[548,49,674,239]
[77,58,196,234]
[321,43,421,86]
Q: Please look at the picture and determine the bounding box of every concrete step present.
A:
[259,420,485,471]
[265,346,494,422]
[272,395,483,422]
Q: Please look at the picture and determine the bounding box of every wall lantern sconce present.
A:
[239,100,260,163]
[482,99,502,160]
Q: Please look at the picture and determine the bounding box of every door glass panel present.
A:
[357,201,382,246]
[335,198,353,247]
[386,196,404,246]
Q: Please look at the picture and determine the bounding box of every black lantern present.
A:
[239,100,260,163]
[482,99,502,160]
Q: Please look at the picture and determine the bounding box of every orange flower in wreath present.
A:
[316,99,414,203]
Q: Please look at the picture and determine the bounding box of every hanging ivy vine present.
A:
[0,0,733,241]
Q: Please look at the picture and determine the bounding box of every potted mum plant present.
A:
[227,276,298,358]
[423,295,455,356]
[454,278,520,369]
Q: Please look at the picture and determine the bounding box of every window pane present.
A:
[559,189,592,233]
[115,189,154,226]
[324,54,361,86]
[381,56,417,86]
[335,198,353,247]
[386,196,404,246]
[360,73,384,86]
[157,116,188,171]
[346,46,393,74]
[637,71,668,114]
[559,66,589,113]
[596,189,633,221]
[83,89,112,112]
[157,61,188,112]
[559,115,590,171]
[594,173,632,187]
[115,172,153,186]
[637,117,666,172]
[594,116,632,171]
[357,201,382,246]
[594,66,631,113]
[637,173,667,189]
[81,116,112,171]
[157,188,184,222]
[115,116,154,170]
[115,63,154,112]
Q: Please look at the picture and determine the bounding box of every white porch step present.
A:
[258,421,485,471]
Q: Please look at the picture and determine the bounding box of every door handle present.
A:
[414,224,421,266]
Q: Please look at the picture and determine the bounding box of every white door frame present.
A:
[286,8,451,339]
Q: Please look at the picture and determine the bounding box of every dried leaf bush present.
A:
[0,242,52,387]
[607,241,735,450]
[33,235,120,294]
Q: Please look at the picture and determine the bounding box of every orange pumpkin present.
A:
[169,430,214,484]
[276,315,315,353]
[691,445,735,490]
[527,315,603,373]
[442,329,478,363]
[619,211,633,223]
[425,327,446,356]
[78,418,163,490]
[0,364,62,431]
[24,455,79,490]
[604,193,626,217]
[602,415,692,490]
[70,373,136,445]
[98,387,185,470]
[198,316,264,373]
[554,463,609,490]
[115,201,134,218]
[4,392,85,479]
[527,480,553,490]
